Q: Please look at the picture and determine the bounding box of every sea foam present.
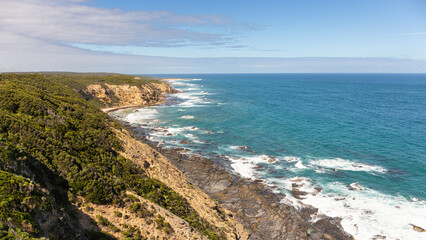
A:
[125,108,159,124]
[110,75,426,240]
[227,155,276,179]
[309,158,387,173]
[180,115,195,119]
[295,181,426,240]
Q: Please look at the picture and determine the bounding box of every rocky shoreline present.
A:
[115,119,354,240]
[102,78,354,239]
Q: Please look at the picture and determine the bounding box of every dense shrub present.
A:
[0,73,127,204]
[155,215,173,234]
[0,73,223,239]
[0,170,49,238]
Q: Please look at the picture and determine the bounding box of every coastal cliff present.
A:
[82,81,177,112]
[0,73,352,240]
[0,73,244,239]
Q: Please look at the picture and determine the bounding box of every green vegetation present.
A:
[35,72,160,91]
[96,215,120,232]
[154,215,173,235]
[0,73,128,204]
[128,178,223,239]
[126,194,141,203]
[114,211,123,218]
[122,225,146,240]
[0,73,223,239]
[0,170,48,238]
[0,227,39,240]
[85,230,117,240]
[37,73,162,108]
[130,202,155,219]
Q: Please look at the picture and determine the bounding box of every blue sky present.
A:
[1,0,425,73]
[79,0,426,58]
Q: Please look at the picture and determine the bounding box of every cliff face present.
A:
[82,81,177,111]
[95,77,353,240]
[80,80,249,238]
[0,73,241,240]
[0,73,351,240]
[107,128,249,240]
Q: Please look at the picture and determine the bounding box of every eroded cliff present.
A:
[0,73,242,240]
[82,80,177,111]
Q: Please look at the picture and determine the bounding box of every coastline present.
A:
[142,130,353,240]
[107,82,354,239]
[102,102,163,113]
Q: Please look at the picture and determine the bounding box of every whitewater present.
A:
[110,74,426,240]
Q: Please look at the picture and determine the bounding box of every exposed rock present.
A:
[263,155,277,163]
[334,197,346,201]
[291,189,308,199]
[372,234,387,239]
[104,85,354,240]
[113,127,249,239]
[138,135,355,240]
[82,80,177,112]
[411,224,426,232]
[84,84,111,102]
[75,192,206,240]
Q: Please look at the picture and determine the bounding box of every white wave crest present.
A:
[271,176,426,240]
[227,155,277,179]
[309,158,386,173]
[229,145,249,150]
[295,161,308,169]
[124,108,159,124]
[180,115,195,119]
[298,182,426,240]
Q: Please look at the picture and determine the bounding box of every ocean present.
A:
[110,74,426,240]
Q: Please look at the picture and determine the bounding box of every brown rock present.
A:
[267,156,277,163]
[372,235,386,239]
[291,190,308,199]
[411,224,426,232]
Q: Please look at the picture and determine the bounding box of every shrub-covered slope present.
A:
[0,73,223,239]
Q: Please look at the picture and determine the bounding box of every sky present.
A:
[1,0,426,73]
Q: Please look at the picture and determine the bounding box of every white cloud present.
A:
[0,0,239,47]
[1,34,425,74]
[1,0,425,73]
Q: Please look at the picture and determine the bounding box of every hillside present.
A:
[0,73,245,240]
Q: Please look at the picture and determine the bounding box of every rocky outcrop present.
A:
[93,76,353,239]
[100,113,354,240]
[68,125,249,240]
[152,148,354,240]
[411,224,426,232]
[112,127,250,239]
[75,192,206,240]
[81,81,177,111]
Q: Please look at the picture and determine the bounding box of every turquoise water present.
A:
[112,74,426,240]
